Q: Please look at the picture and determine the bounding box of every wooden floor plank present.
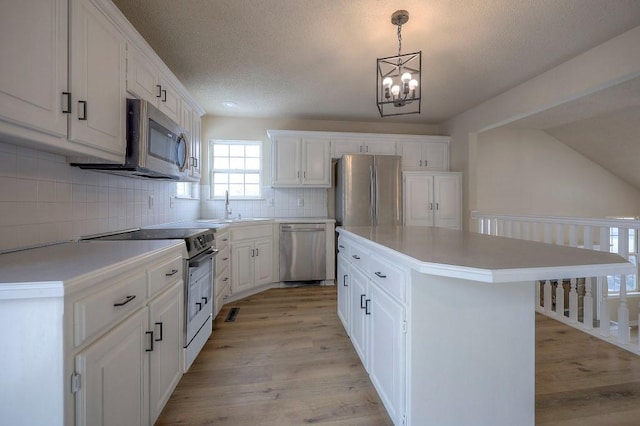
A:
[157,286,640,425]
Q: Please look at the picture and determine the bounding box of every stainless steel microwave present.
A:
[71,99,190,180]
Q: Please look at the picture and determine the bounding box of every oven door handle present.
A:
[189,248,218,267]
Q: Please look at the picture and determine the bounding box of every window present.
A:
[210,140,262,199]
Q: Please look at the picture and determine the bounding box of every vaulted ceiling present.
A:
[112,1,640,189]
[112,0,640,124]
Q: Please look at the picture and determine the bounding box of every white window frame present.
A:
[209,139,263,200]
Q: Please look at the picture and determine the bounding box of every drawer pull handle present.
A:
[222,238,228,242]
[352,255,360,260]
[113,295,136,307]
[165,269,179,277]
[374,272,387,279]
[343,274,348,287]
[196,302,202,311]
[202,296,208,304]
[145,331,154,352]
[155,322,163,342]
[360,294,366,309]
[365,299,371,315]
[223,277,229,282]
[222,257,229,261]
[339,245,345,249]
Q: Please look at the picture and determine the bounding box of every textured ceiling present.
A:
[112,0,640,124]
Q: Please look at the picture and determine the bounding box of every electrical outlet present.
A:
[297,198,304,207]
[148,194,154,209]
[267,198,274,207]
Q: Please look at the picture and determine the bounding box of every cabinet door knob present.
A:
[196,302,202,311]
[155,322,163,342]
[113,295,136,307]
[145,331,154,352]
[62,92,71,114]
[374,272,387,279]
[156,84,162,98]
[352,255,360,260]
[165,269,179,277]
[343,274,348,287]
[162,89,167,102]
[360,294,366,309]
[365,299,371,315]
[78,100,87,120]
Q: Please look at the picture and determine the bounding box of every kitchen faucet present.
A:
[224,190,232,219]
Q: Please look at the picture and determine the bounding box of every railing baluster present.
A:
[600,226,611,337]
[505,220,513,238]
[544,280,553,313]
[556,223,565,246]
[568,225,579,323]
[556,279,565,318]
[522,222,531,241]
[532,222,541,242]
[583,226,594,329]
[544,223,552,244]
[618,227,630,344]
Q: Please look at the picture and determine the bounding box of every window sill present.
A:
[208,197,266,201]
[175,195,200,201]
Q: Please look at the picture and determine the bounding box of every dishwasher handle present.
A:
[280,224,326,232]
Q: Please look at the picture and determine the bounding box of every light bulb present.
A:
[409,79,418,90]
[391,85,400,96]
[383,77,393,88]
[401,72,412,82]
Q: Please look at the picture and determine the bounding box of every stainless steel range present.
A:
[84,228,217,371]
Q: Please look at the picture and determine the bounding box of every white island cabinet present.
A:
[0,240,187,426]
[337,226,634,426]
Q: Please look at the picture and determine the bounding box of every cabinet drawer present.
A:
[215,266,230,298]
[368,253,406,303]
[147,255,184,299]
[74,271,147,347]
[216,231,230,249]
[215,245,230,275]
[348,241,369,272]
[230,225,272,241]
[337,238,350,258]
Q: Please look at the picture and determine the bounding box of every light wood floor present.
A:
[157,286,640,425]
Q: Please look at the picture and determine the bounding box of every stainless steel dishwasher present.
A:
[280,223,326,281]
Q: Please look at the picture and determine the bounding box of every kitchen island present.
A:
[336,226,634,426]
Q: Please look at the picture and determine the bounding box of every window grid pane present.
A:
[210,141,262,199]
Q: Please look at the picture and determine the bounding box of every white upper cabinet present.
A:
[403,172,462,229]
[399,137,450,171]
[331,137,396,157]
[0,0,203,163]
[68,0,126,160]
[0,0,68,143]
[269,130,331,188]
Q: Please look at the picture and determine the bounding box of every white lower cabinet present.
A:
[336,252,349,331]
[348,265,369,368]
[339,236,407,425]
[69,246,185,426]
[214,230,231,318]
[230,225,274,297]
[403,171,462,229]
[75,307,149,426]
[148,282,183,423]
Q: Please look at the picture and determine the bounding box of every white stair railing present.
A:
[472,211,640,354]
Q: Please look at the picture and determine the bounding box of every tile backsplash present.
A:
[0,141,199,252]
[0,141,331,252]
[199,185,329,219]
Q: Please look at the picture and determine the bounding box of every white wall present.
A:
[476,127,640,217]
[0,140,199,252]
[442,25,640,228]
[200,116,439,219]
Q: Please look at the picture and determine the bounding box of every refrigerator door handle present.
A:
[370,164,376,225]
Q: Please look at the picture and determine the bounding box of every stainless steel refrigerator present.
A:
[335,154,402,226]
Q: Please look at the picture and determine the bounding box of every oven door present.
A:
[185,249,217,346]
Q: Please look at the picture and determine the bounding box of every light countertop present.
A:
[147,217,335,230]
[338,226,635,283]
[0,240,185,298]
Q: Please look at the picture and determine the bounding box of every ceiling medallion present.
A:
[376,10,421,117]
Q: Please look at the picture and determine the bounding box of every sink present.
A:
[197,218,270,224]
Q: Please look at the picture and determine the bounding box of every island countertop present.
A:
[338,226,634,283]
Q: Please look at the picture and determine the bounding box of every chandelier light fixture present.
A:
[376,10,421,117]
